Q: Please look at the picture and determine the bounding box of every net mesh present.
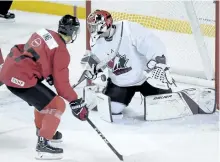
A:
[192,1,216,73]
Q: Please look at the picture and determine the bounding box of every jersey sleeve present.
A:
[127,21,166,61]
[52,47,78,102]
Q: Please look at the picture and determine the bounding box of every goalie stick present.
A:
[72,22,124,88]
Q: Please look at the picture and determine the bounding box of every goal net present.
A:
[86,0,219,108]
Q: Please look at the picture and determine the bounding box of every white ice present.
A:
[0,11,219,162]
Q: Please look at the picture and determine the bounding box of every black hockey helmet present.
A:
[58,14,80,43]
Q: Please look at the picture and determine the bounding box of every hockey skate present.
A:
[0,12,15,19]
[51,131,63,143]
[35,136,63,160]
[36,128,63,143]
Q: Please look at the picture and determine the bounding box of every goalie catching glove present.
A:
[70,98,89,121]
[145,55,176,90]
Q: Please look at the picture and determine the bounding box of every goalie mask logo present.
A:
[107,50,132,75]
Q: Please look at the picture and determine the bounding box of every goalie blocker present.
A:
[84,85,216,122]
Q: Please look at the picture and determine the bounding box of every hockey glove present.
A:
[70,98,89,121]
[46,75,54,86]
[145,56,176,90]
[84,64,101,80]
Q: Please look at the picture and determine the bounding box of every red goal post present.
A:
[85,0,219,110]
[215,0,219,110]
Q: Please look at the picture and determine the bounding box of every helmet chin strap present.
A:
[66,34,77,44]
[71,34,77,43]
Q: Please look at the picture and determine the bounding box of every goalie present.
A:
[83,10,215,122]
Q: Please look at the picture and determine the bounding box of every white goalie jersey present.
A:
[90,20,167,87]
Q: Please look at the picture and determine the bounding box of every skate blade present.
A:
[35,152,63,160]
[49,139,63,143]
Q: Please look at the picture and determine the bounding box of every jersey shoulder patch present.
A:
[36,29,58,50]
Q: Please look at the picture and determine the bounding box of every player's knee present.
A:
[111,101,126,114]
[45,96,66,114]
[54,96,66,113]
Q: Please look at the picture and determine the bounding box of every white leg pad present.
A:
[181,88,216,114]
[144,93,193,121]
[96,92,113,123]
[96,93,126,123]
[83,85,98,110]
[144,88,216,121]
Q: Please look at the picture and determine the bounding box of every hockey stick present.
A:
[87,118,124,161]
[72,22,124,89]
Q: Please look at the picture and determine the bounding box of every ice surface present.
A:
[0,11,219,162]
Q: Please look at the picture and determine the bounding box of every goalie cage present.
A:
[83,0,219,110]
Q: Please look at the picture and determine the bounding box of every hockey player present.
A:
[83,10,215,122]
[84,10,173,120]
[0,15,89,159]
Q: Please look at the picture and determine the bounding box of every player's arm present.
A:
[127,21,165,59]
[53,47,77,101]
[53,47,88,121]
[128,21,175,90]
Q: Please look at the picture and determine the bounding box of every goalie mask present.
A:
[58,14,80,43]
[87,10,113,40]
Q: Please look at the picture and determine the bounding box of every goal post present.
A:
[86,0,92,86]
[215,0,219,110]
[184,1,214,81]
[85,0,219,109]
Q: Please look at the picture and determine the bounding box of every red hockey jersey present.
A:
[0,29,77,102]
